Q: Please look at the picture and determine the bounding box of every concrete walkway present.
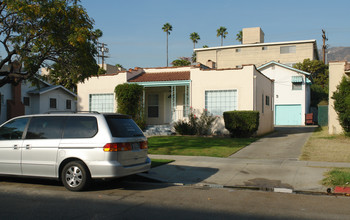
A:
[140,126,350,193]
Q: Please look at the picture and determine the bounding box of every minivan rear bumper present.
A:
[88,157,151,179]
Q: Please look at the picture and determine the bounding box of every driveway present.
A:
[229,126,317,160]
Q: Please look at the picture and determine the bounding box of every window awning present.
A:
[291,76,303,83]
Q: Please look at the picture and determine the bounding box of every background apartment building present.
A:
[195,27,319,69]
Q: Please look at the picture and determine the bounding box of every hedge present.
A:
[223,111,259,138]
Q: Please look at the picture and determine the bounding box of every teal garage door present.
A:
[275,104,302,125]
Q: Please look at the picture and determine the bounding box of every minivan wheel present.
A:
[61,161,90,191]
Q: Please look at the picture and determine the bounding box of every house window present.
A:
[89,93,114,113]
[23,97,30,106]
[50,98,57,109]
[148,94,159,118]
[66,100,72,110]
[280,45,296,54]
[266,96,270,106]
[292,83,302,90]
[205,90,237,116]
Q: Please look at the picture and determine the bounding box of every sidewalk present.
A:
[141,155,350,193]
[140,126,350,193]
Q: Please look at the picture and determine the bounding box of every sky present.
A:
[81,0,350,69]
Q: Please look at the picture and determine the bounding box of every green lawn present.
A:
[147,136,257,158]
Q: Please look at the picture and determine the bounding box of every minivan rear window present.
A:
[105,116,144,137]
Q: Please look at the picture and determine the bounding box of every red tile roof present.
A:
[129,71,190,82]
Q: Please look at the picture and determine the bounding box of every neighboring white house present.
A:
[0,78,77,124]
[258,61,312,125]
[77,64,274,136]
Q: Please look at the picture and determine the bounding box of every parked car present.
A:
[0,112,151,191]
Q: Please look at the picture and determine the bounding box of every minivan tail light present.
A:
[103,143,132,152]
[140,141,148,149]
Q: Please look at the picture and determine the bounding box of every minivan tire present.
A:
[61,161,90,191]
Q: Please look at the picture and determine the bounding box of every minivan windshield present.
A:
[105,116,144,137]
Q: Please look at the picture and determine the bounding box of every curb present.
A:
[333,186,350,195]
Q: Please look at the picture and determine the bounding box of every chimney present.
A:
[242,27,265,44]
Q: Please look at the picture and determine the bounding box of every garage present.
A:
[275,104,302,125]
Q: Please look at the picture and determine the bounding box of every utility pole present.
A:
[322,29,328,64]
[97,42,109,69]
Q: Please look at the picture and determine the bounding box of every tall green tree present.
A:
[332,76,350,136]
[190,32,200,49]
[216,26,228,46]
[0,0,100,88]
[293,58,329,89]
[236,30,243,44]
[162,22,173,67]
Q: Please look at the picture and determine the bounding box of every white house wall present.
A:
[328,61,347,134]
[191,65,274,136]
[254,69,274,135]
[77,72,127,112]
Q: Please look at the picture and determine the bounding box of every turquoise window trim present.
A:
[291,76,303,83]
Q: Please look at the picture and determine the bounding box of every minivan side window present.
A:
[63,116,98,138]
[26,116,64,139]
[0,118,29,140]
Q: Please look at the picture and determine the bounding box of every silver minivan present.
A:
[0,112,151,191]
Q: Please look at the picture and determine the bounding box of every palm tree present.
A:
[162,23,173,67]
[216,26,228,46]
[236,30,243,44]
[190,32,200,49]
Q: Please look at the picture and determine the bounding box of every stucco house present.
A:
[77,64,274,136]
[258,61,312,125]
[328,61,350,134]
[195,27,319,69]
[0,77,77,124]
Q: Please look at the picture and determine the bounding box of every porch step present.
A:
[143,125,175,137]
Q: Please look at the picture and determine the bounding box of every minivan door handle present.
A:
[13,145,19,150]
[25,144,31,150]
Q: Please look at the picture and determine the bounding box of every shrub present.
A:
[332,76,350,136]
[173,108,216,135]
[114,83,146,130]
[173,120,196,135]
[223,111,259,138]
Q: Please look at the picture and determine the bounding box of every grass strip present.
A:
[323,168,350,187]
[148,136,257,158]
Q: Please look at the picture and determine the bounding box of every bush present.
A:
[114,83,146,130]
[173,108,216,135]
[223,111,259,138]
[332,76,350,136]
[173,120,196,135]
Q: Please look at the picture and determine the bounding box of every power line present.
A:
[97,42,109,68]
